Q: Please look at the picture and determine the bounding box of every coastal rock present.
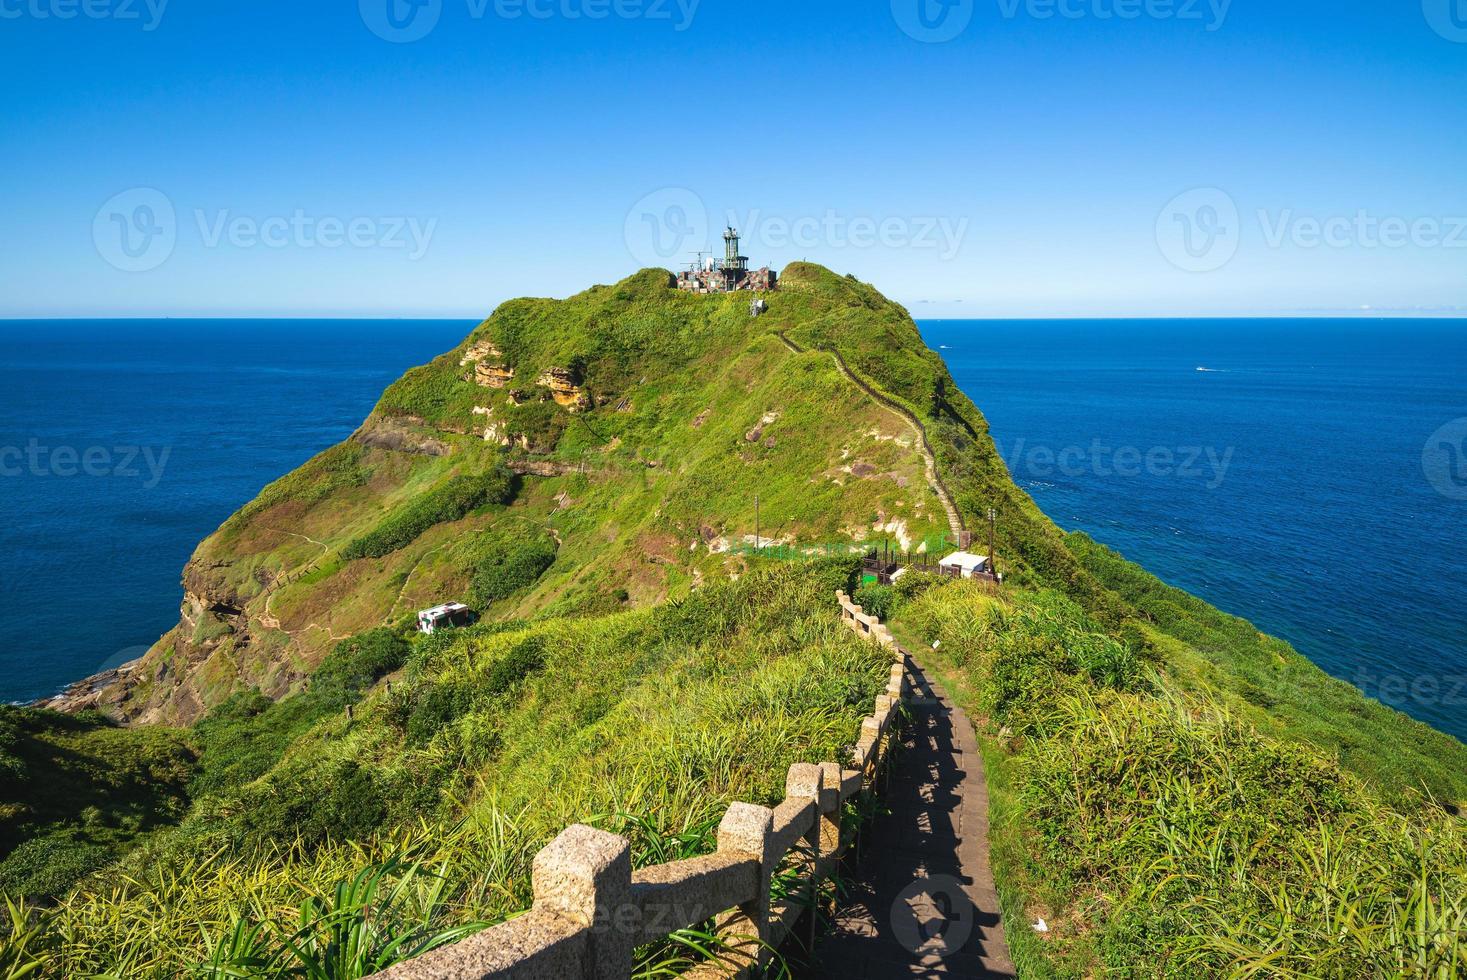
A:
[536,368,593,413]
[472,405,513,446]
[745,410,779,443]
[462,340,516,388]
[354,418,451,457]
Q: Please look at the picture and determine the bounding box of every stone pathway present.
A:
[806,653,1015,978]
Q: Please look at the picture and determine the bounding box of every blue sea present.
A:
[920,319,1467,743]
[1,318,1464,743]
[0,320,474,705]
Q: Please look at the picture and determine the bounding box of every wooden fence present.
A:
[378,590,908,980]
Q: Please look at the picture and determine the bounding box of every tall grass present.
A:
[10,562,888,977]
[903,579,1467,978]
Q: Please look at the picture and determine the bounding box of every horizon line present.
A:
[2,312,1465,322]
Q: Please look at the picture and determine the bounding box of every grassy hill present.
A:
[4,264,1464,977]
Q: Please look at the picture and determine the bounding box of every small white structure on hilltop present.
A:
[939,551,991,578]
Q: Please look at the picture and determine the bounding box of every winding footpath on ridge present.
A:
[775,332,965,541]
[810,651,1015,978]
[775,332,1009,975]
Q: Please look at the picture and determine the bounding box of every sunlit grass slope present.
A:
[898,577,1467,978]
[8,562,887,977]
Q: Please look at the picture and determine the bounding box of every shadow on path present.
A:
[804,653,1015,978]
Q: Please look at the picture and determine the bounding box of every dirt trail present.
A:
[776,333,965,540]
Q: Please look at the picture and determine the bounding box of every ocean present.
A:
[0,319,474,705]
[919,318,1467,743]
[1,318,1463,743]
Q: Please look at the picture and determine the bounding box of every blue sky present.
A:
[1,0,1465,317]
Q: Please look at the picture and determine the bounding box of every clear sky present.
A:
[1,0,1465,318]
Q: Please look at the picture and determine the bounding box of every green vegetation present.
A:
[7,563,888,977]
[8,265,1465,976]
[0,709,196,900]
[900,580,1467,977]
[1065,531,1467,808]
[190,629,410,799]
[464,524,558,608]
[341,469,517,561]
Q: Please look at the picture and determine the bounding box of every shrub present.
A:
[309,629,411,712]
[237,760,388,847]
[852,583,894,621]
[467,533,557,608]
[0,833,111,899]
[404,682,476,747]
[484,637,546,695]
[193,631,409,798]
[342,469,517,561]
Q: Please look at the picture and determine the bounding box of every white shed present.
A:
[939,551,990,578]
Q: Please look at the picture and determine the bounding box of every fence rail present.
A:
[378,591,909,980]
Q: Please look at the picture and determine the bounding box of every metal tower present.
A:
[720,227,749,274]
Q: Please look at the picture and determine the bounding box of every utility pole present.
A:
[755,493,760,556]
[987,507,998,583]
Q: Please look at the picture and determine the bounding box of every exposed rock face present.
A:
[745,411,779,443]
[472,405,513,446]
[474,362,515,388]
[462,340,515,388]
[355,418,451,457]
[39,662,140,715]
[536,368,593,413]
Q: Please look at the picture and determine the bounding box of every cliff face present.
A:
[77,265,993,726]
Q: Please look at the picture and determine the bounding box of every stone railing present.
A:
[378,590,908,980]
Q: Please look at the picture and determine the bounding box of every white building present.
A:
[939,551,991,578]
